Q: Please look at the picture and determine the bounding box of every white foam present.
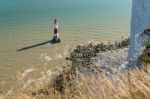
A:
[44,56,52,62]
[47,70,54,77]
[6,89,13,97]
[41,53,52,62]
[40,53,47,58]
[22,79,35,89]
[54,53,63,59]
[37,76,46,84]
[21,67,36,80]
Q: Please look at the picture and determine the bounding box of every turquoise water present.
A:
[0,0,131,90]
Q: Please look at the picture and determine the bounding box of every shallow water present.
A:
[0,0,131,90]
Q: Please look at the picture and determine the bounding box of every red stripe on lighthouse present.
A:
[54,28,58,34]
[54,19,58,34]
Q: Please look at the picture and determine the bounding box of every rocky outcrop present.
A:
[66,38,130,75]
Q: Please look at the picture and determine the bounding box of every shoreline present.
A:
[0,37,131,98]
[1,37,150,99]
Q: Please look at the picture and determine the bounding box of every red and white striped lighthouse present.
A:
[53,19,61,43]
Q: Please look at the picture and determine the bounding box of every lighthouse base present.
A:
[52,36,61,43]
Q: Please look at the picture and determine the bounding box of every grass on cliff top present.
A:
[3,64,150,99]
[144,41,150,48]
[143,50,150,63]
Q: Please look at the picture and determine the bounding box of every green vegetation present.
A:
[144,28,150,35]
[144,41,150,49]
[143,41,150,64]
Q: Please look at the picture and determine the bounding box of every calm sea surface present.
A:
[0,0,131,90]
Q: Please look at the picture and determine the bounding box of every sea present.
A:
[0,0,131,90]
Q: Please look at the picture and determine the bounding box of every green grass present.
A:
[144,41,150,48]
[143,41,150,64]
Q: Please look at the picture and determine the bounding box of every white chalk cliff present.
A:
[127,0,150,66]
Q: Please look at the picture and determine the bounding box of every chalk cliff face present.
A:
[127,0,150,65]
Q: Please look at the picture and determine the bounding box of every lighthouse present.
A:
[52,19,61,43]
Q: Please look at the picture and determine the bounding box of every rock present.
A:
[64,38,130,76]
[0,91,2,94]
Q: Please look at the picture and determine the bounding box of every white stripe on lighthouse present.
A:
[54,23,58,29]
[53,19,59,37]
[54,19,58,29]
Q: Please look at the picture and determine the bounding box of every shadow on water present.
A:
[17,40,55,51]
